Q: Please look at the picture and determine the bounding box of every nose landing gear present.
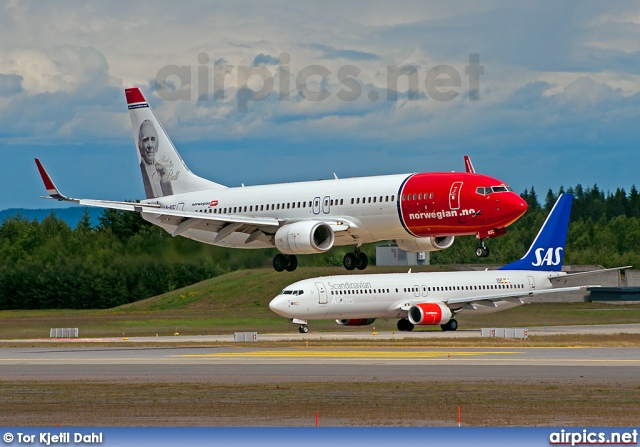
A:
[475,241,490,258]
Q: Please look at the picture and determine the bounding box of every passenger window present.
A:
[357,198,360,204]
[418,194,422,200]
[391,195,395,201]
[351,198,354,204]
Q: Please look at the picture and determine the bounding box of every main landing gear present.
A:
[397,318,458,331]
[273,254,298,272]
[475,240,490,258]
[440,319,458,331]
[397,318,414,332]
[343,250,368,271]
[298,324,309,333]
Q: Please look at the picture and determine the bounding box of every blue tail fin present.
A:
[498,193,573,271]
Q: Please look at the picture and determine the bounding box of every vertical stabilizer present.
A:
[125,88,226,199]
[498,194,573,271]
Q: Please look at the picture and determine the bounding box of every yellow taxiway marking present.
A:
[181,350,520,359]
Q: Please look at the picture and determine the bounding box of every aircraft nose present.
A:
[503,192,528,221]
[268,296,290,317]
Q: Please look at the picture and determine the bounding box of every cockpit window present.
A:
[281,290,294,295]
[477,186,512,195]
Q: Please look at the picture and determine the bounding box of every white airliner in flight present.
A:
[270,194,626,332]
[36,87,527,272]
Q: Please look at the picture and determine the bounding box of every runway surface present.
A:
[0,324,638,383]
[0,345,638,382]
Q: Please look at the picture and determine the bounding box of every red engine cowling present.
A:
[408,303,452,325]
[336,318,376,326]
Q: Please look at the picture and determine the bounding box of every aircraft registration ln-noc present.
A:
[270,194,630,332]
[35,87,527,272]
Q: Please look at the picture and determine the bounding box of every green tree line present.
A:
[1,184,639,310]
[431,185,640,267]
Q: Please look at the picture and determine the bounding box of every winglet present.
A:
[499,194,573,271]
[34,159,76,202]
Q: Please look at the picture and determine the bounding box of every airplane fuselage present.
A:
[269,270,566,320]
[142,171,526,249]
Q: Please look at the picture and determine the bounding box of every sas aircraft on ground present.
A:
[270,194,629,332]
[36,87,527,272]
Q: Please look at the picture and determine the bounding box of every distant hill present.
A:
[0,207,103,228]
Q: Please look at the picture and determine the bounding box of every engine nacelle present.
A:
[408,303,452,325]
[275,221,335,254]
[395,236,455,252]
[336,318,376,326]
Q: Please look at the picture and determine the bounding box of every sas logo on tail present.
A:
[532,247,563,266]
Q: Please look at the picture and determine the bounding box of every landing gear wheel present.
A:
[299,325,309,333]
[355,253,368,270]
[273,254,287,272]
[475,243,490,258]
[343,253,357,270]
[397,318,415,332]
[285,255,298,272]
[441,319,458,331]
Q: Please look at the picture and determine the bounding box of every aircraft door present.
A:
[527,276,535,290]
[316,282,328,304]
[177,202,184,211]
[414,285,420,298]
[322,196,330,214]
[421,285,428,297]
[313,197,321,214]
[449,181,463,210]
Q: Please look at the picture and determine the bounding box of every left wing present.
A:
[35,159,352,244]
[442,285,591,310]
[394,285,593,312]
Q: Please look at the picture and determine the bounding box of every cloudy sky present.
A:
[1,1,639,209]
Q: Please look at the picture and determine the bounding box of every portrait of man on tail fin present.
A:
[138,119,173,198]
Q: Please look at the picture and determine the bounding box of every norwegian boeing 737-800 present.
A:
[35,87,527,272]
[270,194,627,332]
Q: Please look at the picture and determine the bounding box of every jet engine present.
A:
[395,236,455,252]
[336,318,376,326]
[408,303,452,325]
[275,221,335,254]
